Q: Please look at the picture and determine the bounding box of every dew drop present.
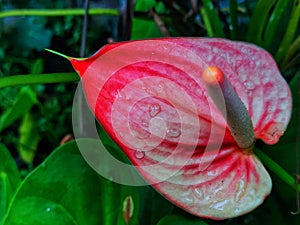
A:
[149,103,161,117]
[212,47,219,53]
[184,196,194,203]
[166,128,181,138]
[279,91,288,98]
[135,150,145,159]
[212,199,229,211]
[241,47,249,54]
[206,54,213,62]
[115,89,123,98]
[46,207,51,212]
[194,188,204,200]
[135,130,150,140]
[235,206,241,213]
[235,179,245,201]
[245,82,255,90]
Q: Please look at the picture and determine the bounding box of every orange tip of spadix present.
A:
[203,66,224,85]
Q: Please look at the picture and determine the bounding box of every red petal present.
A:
[151,146,271,219]
[164,38,292,145]
[70,38,291,219]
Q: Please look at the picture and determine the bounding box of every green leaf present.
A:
[263,0,291,50]
[281,34,300,71]
[246,0,276,45]
[157,215,208,225]
[0,144,21,223]
[1,139,144,225]
[200,0,225,37]
[0,73,79,89]
[131,18,163,40]
[134,0,156,11]
[0,87,38,132]
[18,112,41,163]
[130,0,162,40]
[30,58,44,75]
[2,139,101,225]
[1,138,176,225]
[275,0,300,64]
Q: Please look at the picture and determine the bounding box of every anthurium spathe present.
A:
[49,38,292,219]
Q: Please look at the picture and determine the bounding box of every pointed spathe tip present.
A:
[45,49,71,61]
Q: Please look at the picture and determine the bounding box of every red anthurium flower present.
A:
[52,38,292,219]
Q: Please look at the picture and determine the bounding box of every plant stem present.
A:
[255,147,300,192]
[0,73,79,88]
[0,8,119,18]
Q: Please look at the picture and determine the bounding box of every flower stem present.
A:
[255,147,300,192]
[0,8,119,18]
[0,73,79,88]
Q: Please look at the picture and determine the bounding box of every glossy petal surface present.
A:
[70,38,291,219]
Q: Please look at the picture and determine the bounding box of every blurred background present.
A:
[0,1,299,224]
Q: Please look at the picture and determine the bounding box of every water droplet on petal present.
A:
[264,122,285,144]
[245,82,255,90]
[135,150,145,159]
[212,199,229,211]
[137,131,150,140]
[166,128,181,138]
[184,196,194,203]
[194,188,204,200]
[262,75,270,84]
[115,89,123,98]
[235,179,246,201]
[213,47,219,53]
[149,103,161,117]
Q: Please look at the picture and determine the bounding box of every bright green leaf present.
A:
[131,19,163,40]
[0,144,21,223]
[246,0,276,45]
[200,0,225,38]
[30,58,44,75]
[157,214,208,225]
[263,0,291,50]
[4,196,78,225]
[134,0,156,11]
[0,87,38,132]
[1,139,144,225]
[18,112,41,163]
[2,139,105,225]
[275,0,300,64]
[281,34,300,70]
